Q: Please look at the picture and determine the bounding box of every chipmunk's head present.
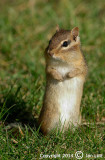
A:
[45,26,81,64]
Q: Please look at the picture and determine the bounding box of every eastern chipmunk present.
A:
[38,26,88,135]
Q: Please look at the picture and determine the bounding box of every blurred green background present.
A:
[0,0,105,122]
[0,0,105,159]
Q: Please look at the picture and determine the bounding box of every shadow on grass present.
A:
[0,86,38,128]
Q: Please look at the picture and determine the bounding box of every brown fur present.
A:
[38,27,88,135]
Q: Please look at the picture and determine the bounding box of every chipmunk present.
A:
[38,26,88,135]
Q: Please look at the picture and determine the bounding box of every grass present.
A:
[0,0,105,159]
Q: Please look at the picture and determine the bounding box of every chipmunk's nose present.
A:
[48,49,54,56]
[49,52,54,56]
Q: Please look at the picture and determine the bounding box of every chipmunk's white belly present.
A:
[56,65,72,76]
[57,77,83,126]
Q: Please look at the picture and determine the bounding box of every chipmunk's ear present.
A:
[56,24,60,32]
[71,27,79,40]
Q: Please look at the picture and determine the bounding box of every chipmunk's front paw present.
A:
[47,67,63,81]
[67,69,82,78]
[67,72,76,78]
[53,72,63,81]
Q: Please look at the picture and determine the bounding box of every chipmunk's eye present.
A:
[62,40,70,47]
